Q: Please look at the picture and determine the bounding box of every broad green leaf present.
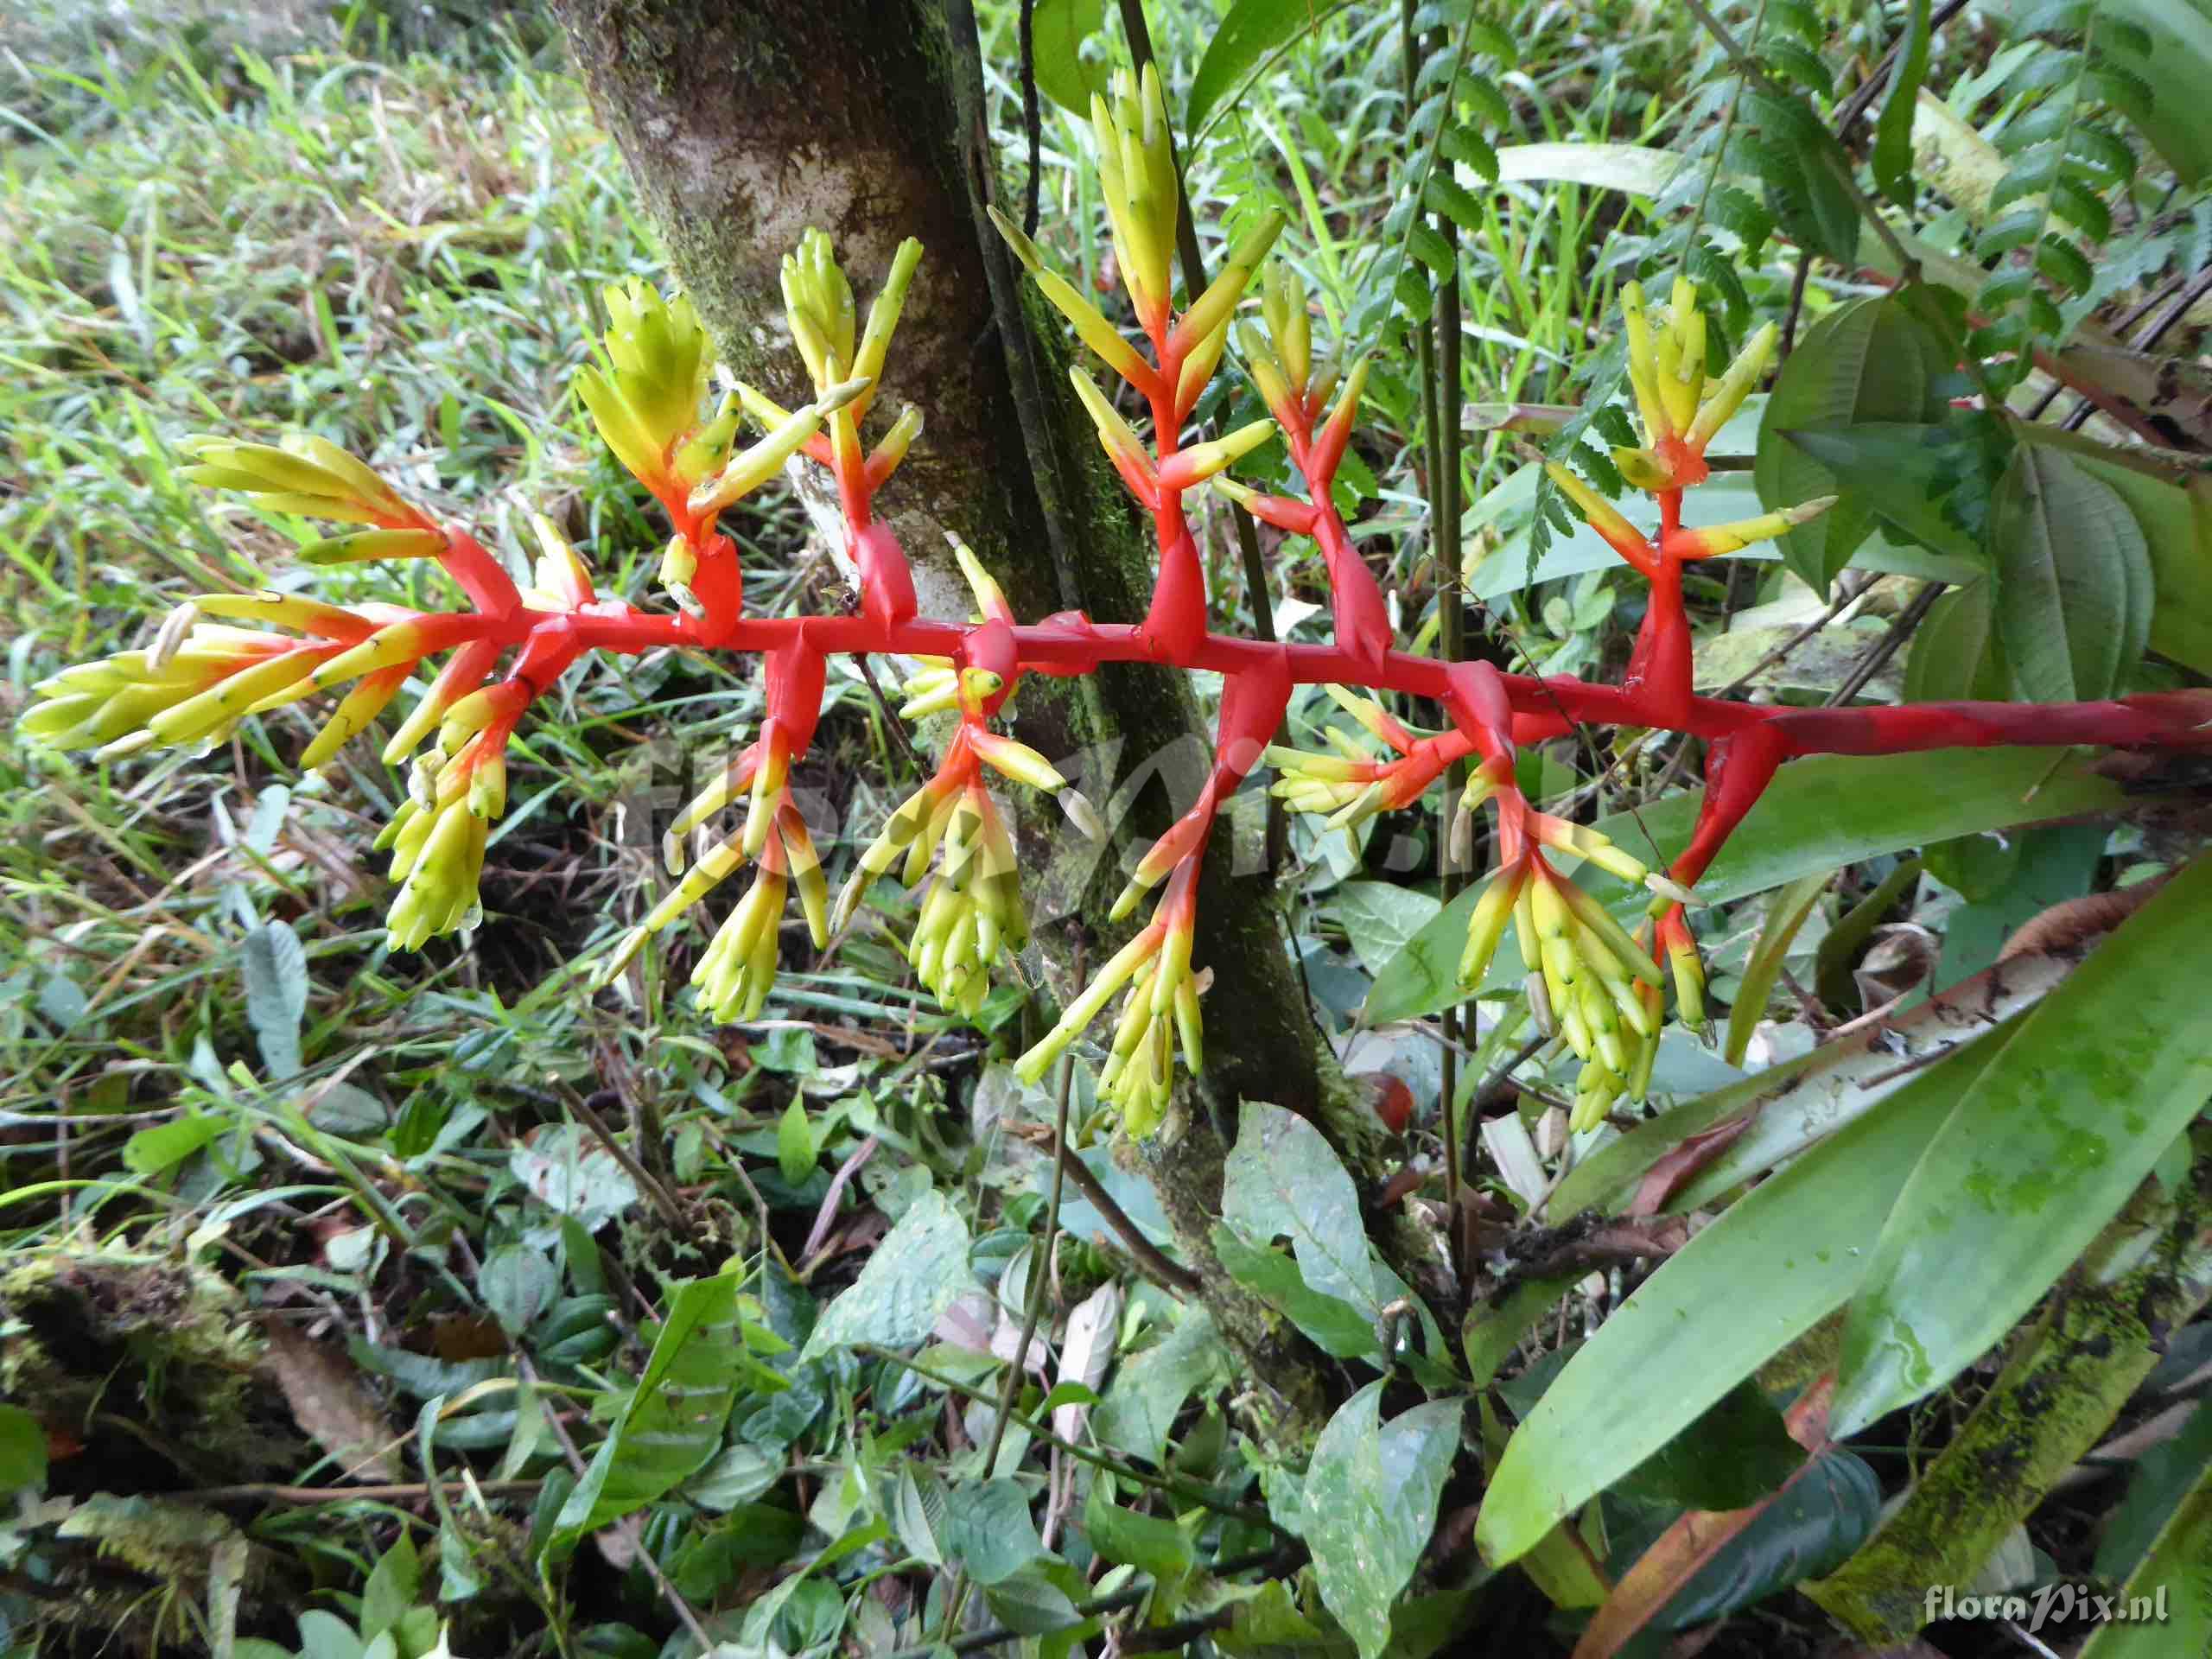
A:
[982,1567,1084,1636]
[1031,0,1108,115]
[1188,0,1346,134]
[943,1478,1046,1586]
[2079,1460,2212,1658]
[0,1404,47,1493]
[359,1535,419,1643]
[1612,1382,1807,1513]
[2095,0,2212,186]
[1645,1451,1881,1633]
[1365,748,2129,1026]
[1332,881,1440,978]
[1756,294,1949,593]
[1212,1224,1382,1359]
[799,1188,972,1361]
[892,1465,950,1567]
[1094,1309,1229,1465]
[1991,443,2152,702]
[1872,0,1932,204]
[1775,423,1992,568]
[510,1126,641,1233]
[1833,854,2212,1436]
[1085,1474,1197,1581]
[551,1272,747,1542]
[1903,579,2005,706]
[777,1097,815,1185]
[243,919,309,1078]
[1476,1033,2005,1567]
[1932,821,2105,985]
[479,1244,557,1336]
[1304,1382,1462,1659]
[2063,449,2212,676]
[1221,1101,1379,1319]
[680,1443,781,1511]
[2095,1394,2212,1585]
[123,1110,227,1176]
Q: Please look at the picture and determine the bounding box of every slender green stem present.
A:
[939,1049,1077,1639]
[858,1344,1288,1535]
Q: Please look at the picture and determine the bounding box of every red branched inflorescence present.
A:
[26,67,2212,1138]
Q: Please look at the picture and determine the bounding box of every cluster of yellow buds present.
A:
[1611,276,1772,493]
[19,593,381,760]
[597,703,829,1018]
[836,768,1031,1020]
[1016,861,1202,1140]
[1454,826,1669,1132]
[832,542,1094,1017]
[1265,687,1456,834]
[378,730,501,950]
[575,276,879,620]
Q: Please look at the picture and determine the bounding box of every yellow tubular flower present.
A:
[179,435,416,526]
[989,207,1151,386]
[1667,496,1838,561]
[1618,283,1673,447]
[694,859,788,1022]
[1684,321,1777,452]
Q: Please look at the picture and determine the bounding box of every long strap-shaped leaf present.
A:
[1475,1025,2011,1568]
[1831,852,2212,1434]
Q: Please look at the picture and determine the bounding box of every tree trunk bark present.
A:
[548,0,1357,1410]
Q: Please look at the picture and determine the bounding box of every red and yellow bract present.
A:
[26,68,2212,1138]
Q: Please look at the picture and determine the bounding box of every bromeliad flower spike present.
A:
[23,68,2212,1142]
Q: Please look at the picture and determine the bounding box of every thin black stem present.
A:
[1018,0,1043,238]
[1827,580,1947,706]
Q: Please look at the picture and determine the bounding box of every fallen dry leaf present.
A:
[260,1320,401,1483]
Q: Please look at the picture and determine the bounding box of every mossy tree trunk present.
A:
[549,0,1358,1412]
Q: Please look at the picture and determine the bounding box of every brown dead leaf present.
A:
[259,1320,400,1482]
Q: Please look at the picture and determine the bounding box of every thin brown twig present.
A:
[1001,1120,1203,1296]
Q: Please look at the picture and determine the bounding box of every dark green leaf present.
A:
[1613,1382,1808,1512]
[0,1404,48,1493]
[480,1244,557,1336]
[1653,1451,1881,1630]
[2096,1395,2212,1585]
[1366,748,2132,1025]
[550,1273,747,1546]
[799,1188,972,1361]
[1873,0,1933,205]
[1212,1224,1382,1359]
[944,1478,1046,1586]
[1084,1476,1196,1580]
[1756,296,1949,592]
[1992,442,2153,702]
[1305,1382,1462,1659]
[1221,1101,1379,1318]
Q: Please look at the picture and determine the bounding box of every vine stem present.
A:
[1404,0,1467,1242]
[857,1344,1288,1535]
[938,1024,1079,1641]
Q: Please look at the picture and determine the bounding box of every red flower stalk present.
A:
[23,220,2212,1146]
